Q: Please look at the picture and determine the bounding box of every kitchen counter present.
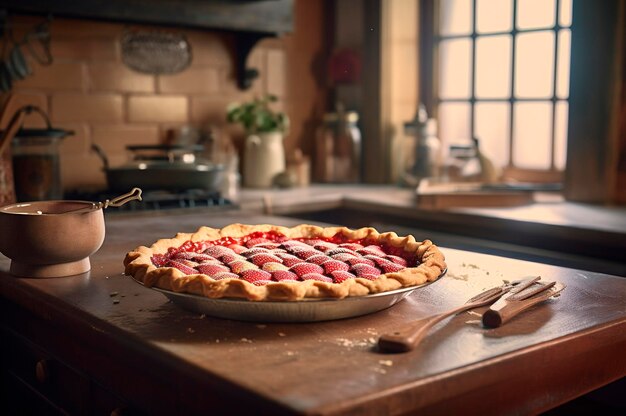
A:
[239,185,626,234]
[239,185,626,276]
[1,210,625,415]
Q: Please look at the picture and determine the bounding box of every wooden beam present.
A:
[361,0,387,183]
[565,0,625,203]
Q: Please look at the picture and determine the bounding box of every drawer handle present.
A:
[111,407,128,416]
[35,359,49,383]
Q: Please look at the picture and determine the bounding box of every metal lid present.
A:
[13,128,74,139]
[126,144,204,152]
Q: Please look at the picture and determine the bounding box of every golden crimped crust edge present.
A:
[124,223,447,301]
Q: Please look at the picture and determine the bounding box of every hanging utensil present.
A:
[24,19,53,66]
[5,24,32,81]
[0,17,50,93]
[0,35,12,92]
[7,41,32,80]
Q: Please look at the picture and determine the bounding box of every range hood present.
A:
[0,0,294,89]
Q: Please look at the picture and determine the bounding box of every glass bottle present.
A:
[414,118,441,179]
[406,105,441,182]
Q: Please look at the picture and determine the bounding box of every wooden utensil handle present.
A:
[378,303,474,353]
[378,286,510,353]
[482,284,564,328]
[482,297,544,327]
[378,315,444,353]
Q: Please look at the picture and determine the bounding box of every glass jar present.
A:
[314,105,361,183]
[12,130,70,201]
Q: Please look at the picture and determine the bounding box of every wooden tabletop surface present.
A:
[1,210,625,415]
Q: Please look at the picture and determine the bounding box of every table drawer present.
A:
[1,326,89,414]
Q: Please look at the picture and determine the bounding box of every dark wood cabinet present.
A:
[2,310,131,416]
[0,0,294,89]
[0,280,272,415]
[0,0,294,34]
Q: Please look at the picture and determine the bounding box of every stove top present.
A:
[65,189,236,212]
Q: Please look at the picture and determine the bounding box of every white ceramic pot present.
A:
[243,131,285,188]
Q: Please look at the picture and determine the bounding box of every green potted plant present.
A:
[226,94,289,134]
[226,95,289,188]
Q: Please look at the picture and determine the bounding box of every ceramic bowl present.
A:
[0,200,105,278]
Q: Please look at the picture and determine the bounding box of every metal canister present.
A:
[404,105,441,182]
[413,118,441,179]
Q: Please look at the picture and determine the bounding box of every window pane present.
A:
[439,0,472,36]
[476,35,511,98]
[439,102,471,145]
[517,0,556,29]
[515,31,554,98]
[513,102,552,169]
[554,101,568,170]
[476,0,512,33]
[439,39,472,99]
[475,103,510,167]
[559,0,572,27]
[556,29,571,99]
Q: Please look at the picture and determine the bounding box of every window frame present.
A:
[421,0,571,182]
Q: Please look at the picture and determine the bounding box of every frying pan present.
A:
[92,144,224,193]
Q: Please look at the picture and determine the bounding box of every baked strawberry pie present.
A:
[124,224,446,301]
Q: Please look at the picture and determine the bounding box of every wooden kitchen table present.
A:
[1,210,625,415]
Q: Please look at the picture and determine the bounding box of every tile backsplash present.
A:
[0,10,315,192]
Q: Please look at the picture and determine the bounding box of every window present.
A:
[431,0,572,180]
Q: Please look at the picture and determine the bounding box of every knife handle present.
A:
[482,283,565,328]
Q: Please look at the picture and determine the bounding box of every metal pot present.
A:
[92,144,224,192]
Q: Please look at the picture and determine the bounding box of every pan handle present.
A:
[91,143,109,170]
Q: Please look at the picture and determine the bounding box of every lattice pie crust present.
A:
[124,224,446,301]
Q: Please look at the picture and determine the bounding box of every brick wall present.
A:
[1,0,329,192]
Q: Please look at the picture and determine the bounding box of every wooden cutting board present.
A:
[416,182,534,208]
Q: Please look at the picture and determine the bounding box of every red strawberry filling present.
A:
[151,230,419,285]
